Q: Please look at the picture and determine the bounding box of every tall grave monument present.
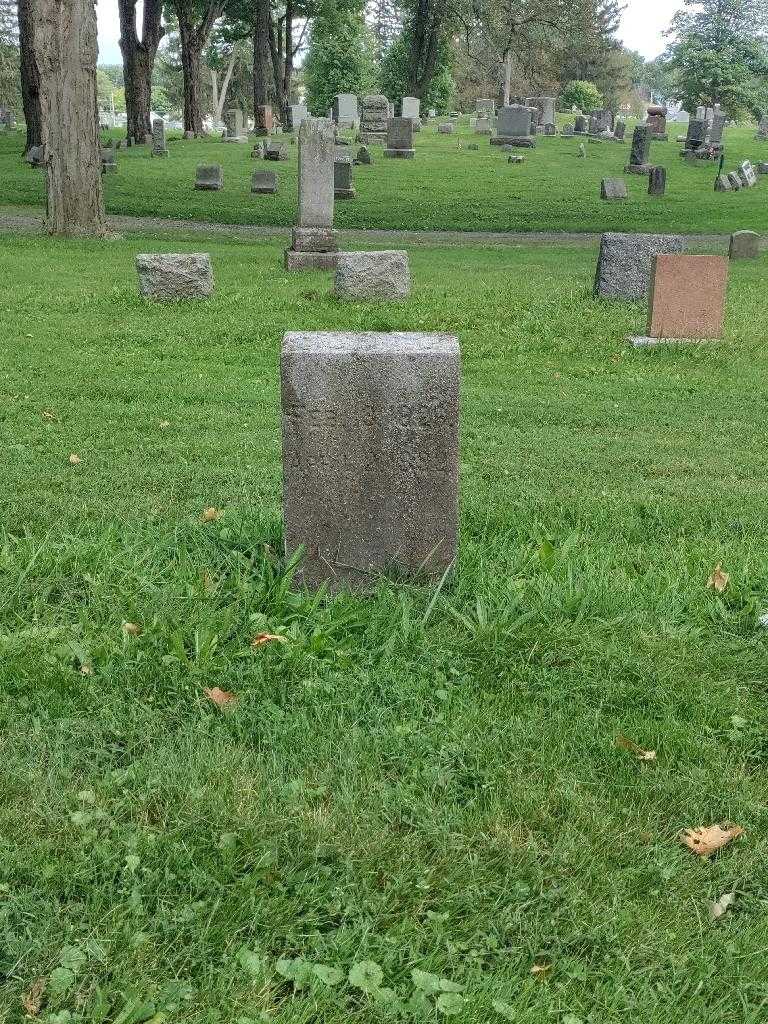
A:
[285,117,337,271]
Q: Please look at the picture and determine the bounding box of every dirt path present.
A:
[0,205,752,251]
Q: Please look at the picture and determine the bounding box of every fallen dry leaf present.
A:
[530,963,552,980]
[615,734,656,762]
[710,890,737,921]
[21,978,46,1017]
[204,686,237,709]
[122,621,142,637]
[680,823,744,858]
[159,419,170,429]
[79,663,94,676]
[251,633,288,648]
[707,563,730,593]
[68,453,81,465]
[42,410,56,421]
[202,507,222,522]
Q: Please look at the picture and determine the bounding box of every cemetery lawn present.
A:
[3,228,768,1024]
[1,121,768,235]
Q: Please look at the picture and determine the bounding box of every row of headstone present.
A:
[715,160,758,191]
[601,167,666,199]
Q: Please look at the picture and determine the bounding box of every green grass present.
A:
[1,118,768,233]
[2,230,768,1023]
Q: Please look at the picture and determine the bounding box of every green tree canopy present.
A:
[560,79,602,111]
[380,25,455,112]
[303,0,378,114]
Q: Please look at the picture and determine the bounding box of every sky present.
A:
[96,0,681,67]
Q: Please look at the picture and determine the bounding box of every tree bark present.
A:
[117,0,164,142]
[253,0,273,116]
[17,0,41,152]
[175,0,222,135]
[406,0,445,100]
[31,0,106,236]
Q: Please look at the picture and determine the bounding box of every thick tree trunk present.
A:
[213,47,236,123]
[502,50,512,106]
[17,0,41,152]
[406,0,444,100]
[176,0,222,135]
[179,22,204,134]
[253,0,273,115]
[117,0,164,142]
[32,0,106,236]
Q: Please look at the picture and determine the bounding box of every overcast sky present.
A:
[96,0,679,66]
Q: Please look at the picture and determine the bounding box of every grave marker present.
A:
[285,117,337,270]
[333,251,410,300]
[384,117,415,158]
[630,255,728,345]
[136,253,214,300]
[594,232,684,300]
[251,170,278,194]
[729,230,759,259]
[281,331,459,591]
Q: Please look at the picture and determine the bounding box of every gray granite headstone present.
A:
[685,118,706,150]
[334,157,355,198]
[251,170,278,193]
[601,178,627,199]
[151,118,168,157]
[332,93,358,128]
[194,164,223,190]
[594,232,685,299]
[224,108,246,141]
[384,117,415,158]
[648,166,666,196]
[285,117,337,270]
[281,331,460,591]
[625,125,651,172]
[334,251,410,300]
[359,95,389,143]
[136,253,214,299]
[729,230,759,259]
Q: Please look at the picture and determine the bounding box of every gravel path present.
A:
[0,206,754,251]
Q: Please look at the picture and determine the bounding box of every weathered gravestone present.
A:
[280,331,459,591]
[475,116,492,134]
[437,123,454,134]
[594,232,684,300]
[265,141,288,161]
[756,114,768,140]
[646,104,668,140]
[491,105,536,147]
[384,117,415,158]
[574,115,588,134]
[737,160,757,187]
[684,118,706,152]
[525,96,556,129]
[629,255,728,345]
[356,145,372,164]
[707,110,726,148]
[476,98,495,118]
[648,166,666,196]
[194,164,223,190]
[25,144,44,167]
[136,253,214,300]
[401,96,421,130]
[359,95,389,143]
[285,117,337,270]
[715,173,732,192]
[625,125,652,174]
[251,170,278,194]
[601,178,627,200]
[334,157,355,198]
[613,120,626,141]
[224,109,246,141]
[290,104,308,131]
[729,230,759,259]
[254,105,273,136]
[151,118,168,157]
[589,109,613,134]
[727,171,743,190]
[333,251,411,301]
[333,93,359,129]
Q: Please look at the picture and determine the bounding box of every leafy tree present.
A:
[303,0,377,114]
[558,0,629,108]
[560,79,602,111]
[0,0,20,111]
[664,0,768,118]
[380,26,455,111]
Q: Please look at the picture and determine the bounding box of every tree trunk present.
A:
[253,0,273,115]
[32,0,106,236]
[502,50,512,106]
[214,47,236,122]
[282,0,293,117]
[17,0,41,152]
[117,0,164,142]
[179,20,204,134]
[406,0,444,100]
[176,0,222,135]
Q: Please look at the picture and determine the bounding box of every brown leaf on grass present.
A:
[530,963,552,980]
[615,734,656,762]
[159,420,170,429]
[21,977,46,1016]
[42,410,56,421]
[680,823,744,858]
[122,621,142,637]
[202,507,222,522]
[68,453,81,465]
[79,663,94,676]
[204,686,237,709]
[707,564,730,593]
[251,633,287,648]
